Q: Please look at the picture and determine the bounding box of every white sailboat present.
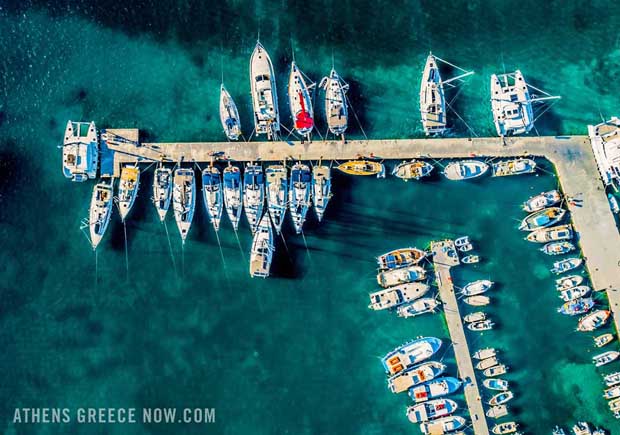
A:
[152,166,172,222]
[172,168,196,244]
[312,165,332,222]
[265,164,288,235]
[319,68,349,140]
[62,120,99,182]
[289,162,312,234]
[219,84,241,141]
[223,164,243,231]
[89,181,114,250]
[250,41,280,140]
[288,61,315,142]
[249,214,275,278]
[117,165,140,222]
[243,163,265,233]
[202,165,223,231]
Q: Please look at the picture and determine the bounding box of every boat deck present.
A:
[432,240,490,435]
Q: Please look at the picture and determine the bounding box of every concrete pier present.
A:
[432,240,490,435]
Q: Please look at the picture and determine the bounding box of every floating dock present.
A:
[431,240,490,435]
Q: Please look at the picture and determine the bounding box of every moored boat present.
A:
[117,165,140,222]
[594,333,614,348]
[462,255,480,264]
[489,391,514,406]
[265,164,288,234]
[336,160,385,177]
[388,361,446,393]
[419,415,466,434]
[522,189,562,212]
[527,224,573,243]
[461,279,494,296]
[243,163,265,233]
[492,158,536,176]
[377,248,427,270]
[490,70,534,136]
[223,164,243,231]
[519,207,566,231]
[484,364,508,377]
[396,298,440,318]
[588,117,620,187]
[492,421,519,434]
[541,241,575,256]
[62,120,99,182]
[473,347,496,360]
[202,165,223,231]
[443,160,489,180]
[577,310,611,332]
[557,297,594,316]
[604,385,620,400]
[249,214,274,278]
[220,84,242,140]
[152,166,172,222]
[408,377,462,403]
[467,319,494,331]
[556,274,584,290]
[381,337,442,376]
[483,378,509,391]
[419,53,447,136]
[476,356,499,371]
[288,162,312,234]
[558,285,591,302]
[609,193,620,214]
[312,165,331,222]
[392,160,434,180]
[551,257,583,274]
[592,350,620,367]
[172,168,196,244]
[319,68,349,138]
[406,398,458,423]
[464,312,487,324]
[464,295,491,306]
[377,265,426,288]
[553,426,567,435]
[605,371,620,387]
[369,282,430,311]
[89,181,114,250]
[288,61,315,141]
[486,404,508,419]
[250,41,280,140]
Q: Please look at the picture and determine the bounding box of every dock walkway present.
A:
[432,240,490,435]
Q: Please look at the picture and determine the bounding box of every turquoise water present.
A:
[1,2,620,434]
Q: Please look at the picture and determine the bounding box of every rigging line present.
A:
[445,99,478,137]
[214,229,228,270]
[233,229,247,263]
[94,248,98,293]
[433,55,470,74]
[163,219,177,276]
[531,99,560,125]
[181,242,185,279]
[301,229,312,260]
[345,93,368,141]
[123,221,129,282]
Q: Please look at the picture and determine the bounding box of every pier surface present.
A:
[432,240,490,435]
[105,130,620,335]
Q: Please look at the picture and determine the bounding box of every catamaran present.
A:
[265,164,288,234]
[392,160,434,180]
[443,160,489,180]
[62,120,99,182]
[249,214,275,278]
[153,166,172,222]
[289,162,312,234]
[588,117,620,187]
[419,53,474,135]
[220,84,242,141]
[288,61,315,142]
[89,181,114,250]
[172,168,196,244]
[312,165,331,222]
[117,165,140,222]
[490,70,560,137]
[243,163,265,233]
[406,398,458,423]
[381,337,442,375]
[202,165,223,231]
[223,164,243,231]
[388,361,446,394]
[319,68,349,140]
[250,41,280,140]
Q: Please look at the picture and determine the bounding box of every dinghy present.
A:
[443,160,489,180]
[486,404,508,419]
[250,41,280,140]
[461,280,494,296]
[519,207,566,231]
[541,241,575,255]
[484,364,508,377]
[578,310,611,332]
[522,189,562,212]
[152,166,172,222]
[337,160,385,177]
[172,168,196,244]
[202,165,223,231]
[492,421,519,434]
[492,158,536,176]
[392,160,434,180]
[220,84,241,140]
[89,181,114,250]
[377,248,427,270]
[462,254,480,264]
[556,274,584,290]
[381,337,442,376]
[396,298,440,318]
[467,320,494,331]
[377,265,426,288]
[223,164,243,231]
[319,68,349,139]
[288,61,315,141]
[594,333,614,348]
[593,350,620,367]
[388,361,446,394]
[550,257,582,274]
[476,356,499,371]
[527,224,573,243]
[62,120,99,182]
[265,164,288,235]
[117,165,140,222]
[312,165,332,222]
[473,347,496,360]
[558,285,591,302]
[609,193,620,214]
[419,416,466,434]
[249,214,274,278]
[464,312,487,323]
[408,377,462,403]
[406,398,458,423]
[288,162,312,234]
[464,295,491,306]
[243,163,265,233]
[483,378,509,391]
[557,297,594,316]
[454,236,470,247]
[489,391,514,406]
[368,283,430,311]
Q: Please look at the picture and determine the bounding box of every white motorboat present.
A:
[473,347,495,360]
[396,298,440,318]
[522,189,562,212]
[588,117,620,187]
[368,282,430,311]
[377,265,426,288]
[381,337,442,376]
[492,158,537,177]
[461,280,494,296]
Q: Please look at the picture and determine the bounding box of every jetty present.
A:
[431,240,490,435]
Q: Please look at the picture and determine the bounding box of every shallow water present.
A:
[1,2,620,434]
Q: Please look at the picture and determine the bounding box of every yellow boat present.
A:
[336,160,384,176]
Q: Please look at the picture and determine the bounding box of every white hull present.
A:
[89,182,113,250]
[223,165,243,231]
[153,167,172,222]
[491,70,533,136]
[117,166,140,222]
[312,166,331,222]
[220,84,241,141]
[62,120,99,182]
[243,164,265,233]
[288,62,314,138]
[420,53,446,135]
[250,214,274,278]
[265,165,288,235]
[202,166,223,232]
[289,163,312,234]
[173,168,196,243]
[443,160,489,180]
[320,68,348,136]
[588,117,620,187]
[250,42,280,140]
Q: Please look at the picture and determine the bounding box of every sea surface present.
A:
[1,1,620,434]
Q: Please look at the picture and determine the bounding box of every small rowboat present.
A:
[476,356,499,371]
[605,372,620,387]
[392,160,434,180]
[473,347,496,360]
[523,190,562,212]
[486,404,508,419]
[483,378,509,391]
[484,364,508,377]
[556,274,584,290]
[488,391,514,406]
[464,295,490,306]
[464,312,487,323]
[443,160,489,180]
[541,241,575,255]
[462,255,480,264]
[577,310,611,332]
[492,421,519,434]
[336,160,385,177]
[604,385,620,400]
[594,333,614,348]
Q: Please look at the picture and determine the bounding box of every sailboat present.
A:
[243,163,265,233]
[289,162,312,234]
[319,68,349,140]
[223,164,243,231]
[249,214,275,278]
[250,41,280,140]
[202,165,223,231]
[152,166,172,222]
[490,70,560,137]
[117,165,140,222]
[312,165,331,222]
[219,84,241,141]
[89,181,114,250]
[172,168,196,244]
[419,53,474,135]
[62,120,99,182]
[265,164,288,234]
[288,61,315,142]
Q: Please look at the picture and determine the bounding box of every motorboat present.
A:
[406,398,457,423]
[461,280,494,296]
[243,163,265,233]
[368,283,430,311]
[550,257,583,275]
[381,337,442,376]
[476,356,499,371]
[172,168,196,244]
[454,236,470,247]
[62,120,99,181]
[577,310,611,332]
[377,265,426,288]
[249,214,274,278]
[152,166,172,222]
[202,165,223,231]
[458,242,474,252]
[312,165,332,222]
[388,361,446,394]
[492,158,536,176]
[526,224,573,243]
[377,248,427,270]
[396,298,440,318]
[336,160,385,177]
[489,391,514,406]
[558,285,591,302]
[419,416,466,434]
[464,295,491,306]
[522,189,562,212]
[604,385,620,400]
[519,207,566,231]
[462,255,480,264]
[557,297,594,316]
[473,347,496,360]
[594,333,614,348]
[89,181,114,250]
[604,372,620,387]
[288,162,312,234]
[486,404,508,419]
[250,41,280,139]
[265,164,288,234]
[484,364,508,377]
[319,68,349,139]
[541,241,575,256]
[223,164,243,231]
[117,165,140,222]
[288,61,315,141]
[443,160,489,180]
[483,378,509,391]
[492,421,519,434]
[408,377,462,403]
[556,274,584,290]
[220,84,241,140]
[392,160,434,180]
[464,312,487,324]
[467,320,494,331]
